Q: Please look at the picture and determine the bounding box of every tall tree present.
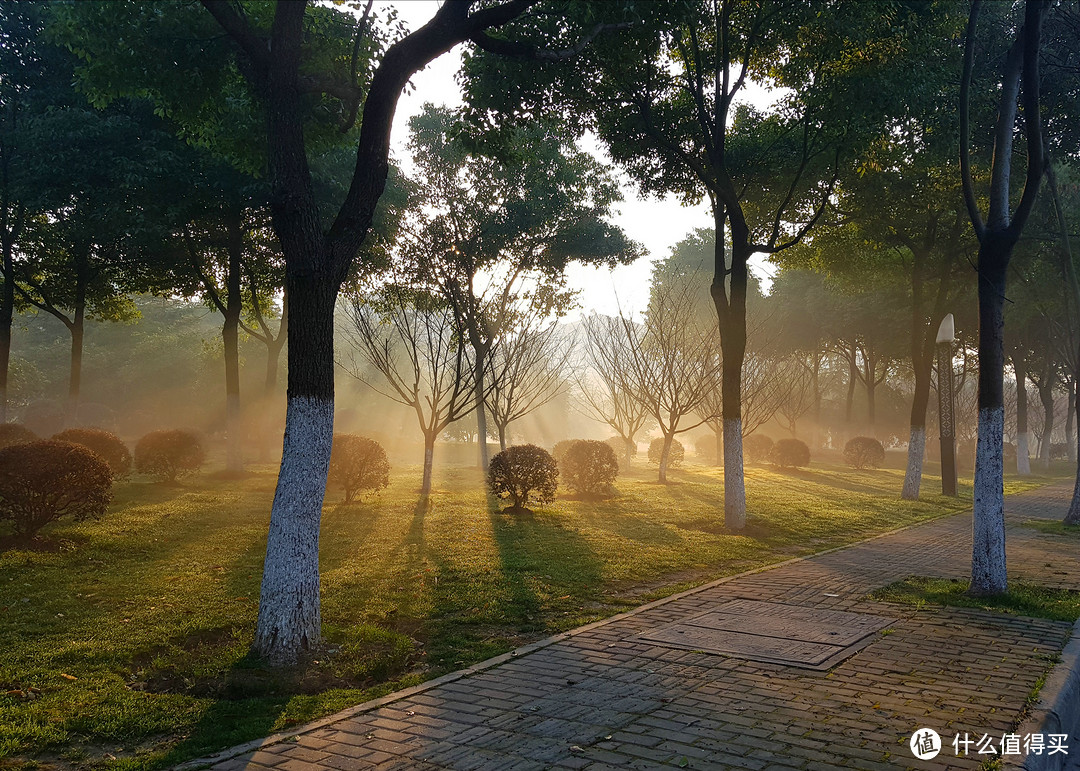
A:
[57,0,630,664]
[960,0,1047,596]
[405,105,637,470]
[464,0,936,528]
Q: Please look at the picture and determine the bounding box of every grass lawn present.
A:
[0,455,1059,769]
[870,575,1080,622]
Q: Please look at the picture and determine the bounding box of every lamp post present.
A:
[936,314,958,496]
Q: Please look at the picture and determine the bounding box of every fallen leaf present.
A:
[59,673,77,681]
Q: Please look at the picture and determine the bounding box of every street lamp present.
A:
[936,314,958,496]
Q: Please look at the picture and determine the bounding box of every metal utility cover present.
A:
[637,599,893,669]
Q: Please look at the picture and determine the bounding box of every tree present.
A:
[486,308,571,452]
[588,271,719,483]
[463,0,935,528]
[404,104,637,471]
[960,0,1048,595]
[344,284,475,498]
[54,0,624,665]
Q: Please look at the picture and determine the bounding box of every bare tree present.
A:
[343,285,475,497]
[587,284,719,483]
[486,309,572,452]
[574,324,653,469]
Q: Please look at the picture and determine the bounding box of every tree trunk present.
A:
[65,265,88,428]
[0,240,13,424]
[902,351,933,500]
[224,209,244,473]
[658,433,672,483]
[497,422,507,453]
[252,273,337,665]
[1037,368,1053,470]
[1067,382,1076,463]
[866,376,876,426]
[420,433,435,497]
[845,346,857,426]
[715,424,723,468]
[264,290,288,396]
[1014,352,1031,475]
[971,235,1011,596]
[1066,368,1080,524]
[473,344,490,471]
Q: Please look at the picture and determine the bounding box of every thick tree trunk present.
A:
[1014,353,1031,475]
[971,236,1011,596]
[222,210,244,473]
[420,433,435,497]
[0,240,12,424]
[902,352,933,500]
[715,424,723,468]
[1068,384,1076,463]
[253,274,337,665]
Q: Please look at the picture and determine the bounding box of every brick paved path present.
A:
[192,483,1080,771]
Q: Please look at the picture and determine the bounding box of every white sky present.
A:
[382,1,776,317]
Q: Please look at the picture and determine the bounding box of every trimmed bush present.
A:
[53,428,132,478]
[604,436,636,466]
[328,434,390,503]
[488,444,558,511]
[743,434,774,464]
[551,440,575,465]
[843,436,885,470]
[0,440,112,540]
[135,430,205,481]
[560,439,619,496]
[771,438,811,468]
[647,437,684,467]
[0,423,36,449]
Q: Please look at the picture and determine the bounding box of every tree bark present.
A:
[714,424,723,468]
[420,432,435,497]
[1067,369,1080,524]
[472,344,490,471]
[253,272,337,664]
[264,287,288,396]
[658,433,671,483]
[971,235,1012,596]
[1013,351,1031,475]
[902,348,933,500]
[0,239,14,424]
[65,255,89,428]
[845,345,857,426]
[1067,379,1076,463]
[1037,368,1054,469]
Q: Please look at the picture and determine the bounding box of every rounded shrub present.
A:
[647,437,684,467]
[843,436,885,470]
[771,438,811,468]
[54,428,132,478]
[604,436,636,466]
[743,434,774,464]
[328,434,390,503]
[0,440,112,540]
[559,439,619,496]
[551,440,575,465]
[0,423,36,449]
[135,430,205,482]
[488,444,558,512]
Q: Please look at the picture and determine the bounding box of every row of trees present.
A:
[3,0,1077,662]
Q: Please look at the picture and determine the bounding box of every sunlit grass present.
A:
[0,455,1064,769]
[870,575,1080,622]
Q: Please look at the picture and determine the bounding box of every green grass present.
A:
[0,456,1062,769]
[870,576,1080,621]
[1022,519,1080,537]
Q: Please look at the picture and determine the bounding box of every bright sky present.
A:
[382,1,775,317]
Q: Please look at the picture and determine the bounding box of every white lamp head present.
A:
[935,313,955,345]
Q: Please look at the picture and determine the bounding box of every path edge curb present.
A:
[1007,618,1080,771]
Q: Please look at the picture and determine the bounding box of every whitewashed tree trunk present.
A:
[724,418,746,530]
[1017,431,1031,475]
[972,406,1007,595]
[901,426,925,500]
[253,395,333,664]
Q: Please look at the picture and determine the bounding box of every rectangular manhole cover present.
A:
[637,599,893,670]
